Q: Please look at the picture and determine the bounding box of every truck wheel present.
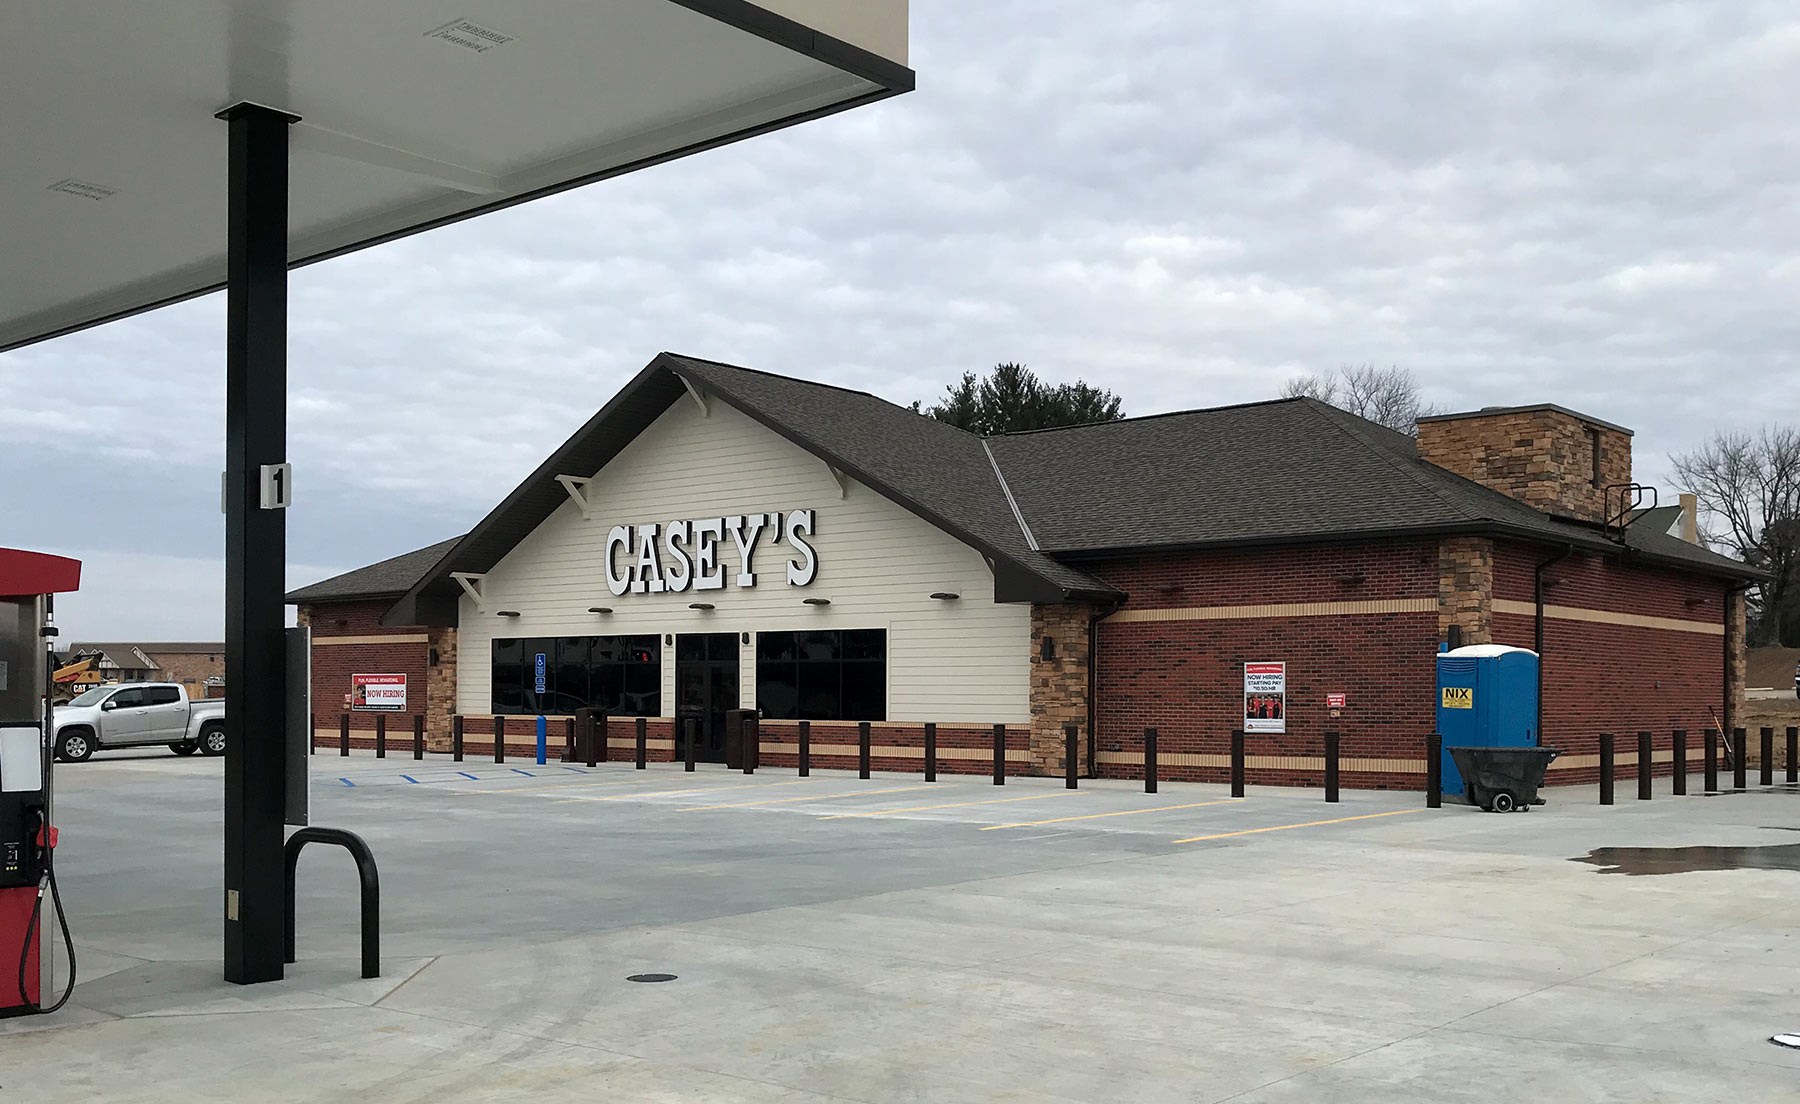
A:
[57,730,95,763]
[200,726,227,757]
[170,742,199,756]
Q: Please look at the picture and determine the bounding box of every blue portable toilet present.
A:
[1435,645,1540,798]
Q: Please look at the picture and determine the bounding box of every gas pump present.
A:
[0,547,81,1018]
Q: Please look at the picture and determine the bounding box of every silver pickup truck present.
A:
[52,682,227,761]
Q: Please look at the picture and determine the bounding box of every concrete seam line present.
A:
[554,780,813,802]
[1172,808,1420,843]
[819,792,1085,819]
[678,784,936,811]
[982,798,1243,830]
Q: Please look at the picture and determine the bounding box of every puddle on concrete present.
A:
[1573,844,1800,876]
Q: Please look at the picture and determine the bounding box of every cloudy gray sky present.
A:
[4,0,1797,641]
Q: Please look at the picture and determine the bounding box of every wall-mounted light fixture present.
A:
[664,634,673,645]
[588,606,613,614]
[741,632,750,645]
[496,610,521,618]
[1040,635,1056,661]
[1684,596,1712,608]
[1334,571,1366,585]
[429,649,439,667]
[803,597,831,606]
[1542,576,1566,589]
[929,592,960,601]
[1153,583,1183,594]
[688,602,714,611]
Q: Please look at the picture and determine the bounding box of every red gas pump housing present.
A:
[0,548,80,1017]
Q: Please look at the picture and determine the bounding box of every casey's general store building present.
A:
[289,353,1757,788]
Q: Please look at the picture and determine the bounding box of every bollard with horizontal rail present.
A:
[1144,727,1158,794]
[1324,732,1340,803]
[1672,729,1686,795]
[1230,729,1245,798]
[798,720,810,777]
[494,715,505,763]
[1637,731,1651,800]
[1064,722,1078,790]
[859,721,871,779]
[1426,734,1442,808]
[993,724,1005,785]
[740,715,756,775]
[375,714,387,759]
[1789,727,1799,785]
[340,713,350,757]
[1761,727,1775,787]
[414,714,425,761]
[637,717,648,770]
[684,715,696,773]
[1598,733,1614,805]
[452,715,464,762]
[1733,728,1747,790]
[924,722,936,782]
[563,716,575,763]
[1704,728,1719,792]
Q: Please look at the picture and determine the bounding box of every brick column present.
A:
[1437,536,1494,644]
[1029,603,1093,777]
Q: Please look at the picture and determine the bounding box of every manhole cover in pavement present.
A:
[626,973,678,983]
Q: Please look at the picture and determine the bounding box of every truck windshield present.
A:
[65,687,112,706]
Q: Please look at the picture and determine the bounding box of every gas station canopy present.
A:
[0,0,912,353]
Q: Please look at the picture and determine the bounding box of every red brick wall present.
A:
[303,600,432,746]
[1085,541,1442,788]
[1492,540,1729,783]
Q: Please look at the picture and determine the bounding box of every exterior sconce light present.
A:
[803,597,831,606]
[688,602,715,611]
[1153,583,1183,594]
[664,634,673,645]
[428,649,439,667]
[496,610,521,618]
[1040,635,1056,661]
[588,606,613,614]
[741,632,750,644]
[1334,572,1366,585]
[929,592,959,601]
[1684,596,1711,607]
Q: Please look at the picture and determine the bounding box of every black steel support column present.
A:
[220,100,299,986]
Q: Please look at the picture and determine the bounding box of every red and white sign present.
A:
[1243,662,1286,734]
[351,673,407,712]
[1326,692,1346,709]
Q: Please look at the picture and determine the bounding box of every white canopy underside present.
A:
[0,0,910,351]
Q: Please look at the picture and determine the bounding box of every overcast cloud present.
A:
[3,0,1797,640]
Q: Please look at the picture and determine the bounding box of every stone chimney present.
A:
[1415,404,1632,524]
[1677,492,1700,543]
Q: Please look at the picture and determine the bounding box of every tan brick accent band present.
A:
[1096,750,1425,774]
[1108,598,1435,624]
[763,743,1030,762]
[313,634,431,646]
[1492,600,1722,636]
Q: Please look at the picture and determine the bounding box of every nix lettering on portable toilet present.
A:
[1435,644,1540,798]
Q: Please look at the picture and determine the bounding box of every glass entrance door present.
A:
[675,633,740,763]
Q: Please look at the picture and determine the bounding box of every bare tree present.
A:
[1671,427,1800,645]
[1281,364,1438,434]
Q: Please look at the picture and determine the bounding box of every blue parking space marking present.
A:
[563,766,589,773]
[340,778,355,787]
[510,768,535,776]
[457,772,479,780]
[401,775,419,784]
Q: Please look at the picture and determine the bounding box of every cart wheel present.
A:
[1491,791,1517,813]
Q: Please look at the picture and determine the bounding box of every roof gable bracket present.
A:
[679,374,710,416]
[826,465,849,498]
[449,572,488,612]
[555,475,596,520]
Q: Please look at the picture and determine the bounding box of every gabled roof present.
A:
[63,644,158,670]
[379,354,1116,625]
[985,396,1759,579]
[286,537,464,605]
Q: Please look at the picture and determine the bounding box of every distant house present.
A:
[62,642,226,696]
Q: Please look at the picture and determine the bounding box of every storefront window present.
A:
[756,629,885,721]
[491,635,660,716]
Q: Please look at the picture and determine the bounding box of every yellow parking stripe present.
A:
[820,792,1083,820]
[982,798,1242,830]
[679,784,935,812]
[450,774,687,797]
[553,779,813,803]
[1172,808,1419,844]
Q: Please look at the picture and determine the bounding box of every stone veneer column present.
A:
[1437,536,1494,645]
[426,626,459,743]
[1724,588,1747,736]
[1029,603,1093,777]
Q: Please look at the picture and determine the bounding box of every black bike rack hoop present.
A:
[284,827,380,979]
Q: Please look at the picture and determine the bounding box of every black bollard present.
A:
[494,715,505,763]
[1064,722,1078,790]
[414,713,425,761]
[575,709,591,767]
[1672,729,1686,795]
[1789,727,1798,785]
[858,721,871,780]
[1704,728,1718,792]
[1598,733,1614,805]
[375,713,387,759]
[1230,729,1245,798]
[684,716,696,773]
[799,720,810,777]
[993,723,1006,785]
[741,714,755,775]
[340,713,350,757]
[1761,727,1774,787]
[1637,731,1651,800]
[452,715,464,762]
[1324,732,1340,803]
[1426,734,1442,808]
[1144,727,1158,795]
[924,722,936,782]
[563,717,575,763]
[1733,727,1747,791]
[637,716,648,770]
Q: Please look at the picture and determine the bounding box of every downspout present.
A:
[1534,545,1576,745]
[1087,595,1127,778]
